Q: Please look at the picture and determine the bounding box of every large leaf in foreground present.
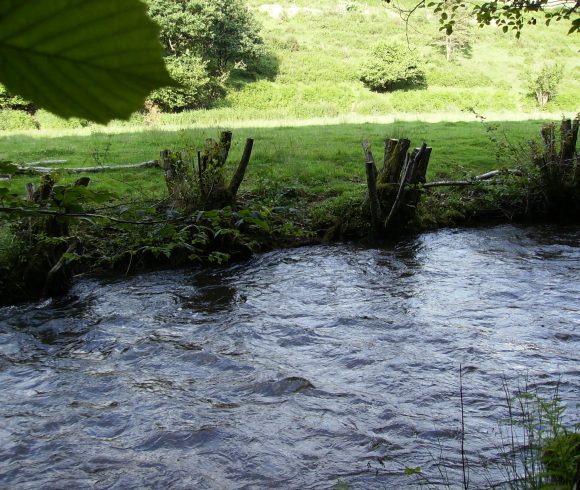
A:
[0,0,175,123]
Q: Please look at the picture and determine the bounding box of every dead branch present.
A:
[12,160,160,175]
[423,169,525,188]
[228,138,255,198]
[43,237,79,297]
[24,160,67,166]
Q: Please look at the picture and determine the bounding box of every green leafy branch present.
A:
[0,0,175,123]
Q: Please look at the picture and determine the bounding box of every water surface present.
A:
[1,225,578,488]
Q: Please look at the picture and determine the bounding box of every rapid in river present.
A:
[1,224,578,488]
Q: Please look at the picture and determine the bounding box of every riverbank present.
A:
[1,118,578,305]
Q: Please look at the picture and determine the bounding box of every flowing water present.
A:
[0,225,579,489]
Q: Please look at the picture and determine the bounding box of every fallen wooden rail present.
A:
[11,160,160,175]
[423,169,524,188]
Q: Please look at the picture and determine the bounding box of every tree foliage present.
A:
[0,0,173,123]
[147,55,224,112]
[145,0,264,77]
[144,0,264,110]
[385,0,579,38]
[526,62,564,107]
[431,0,473,62]
[360,43,426,92]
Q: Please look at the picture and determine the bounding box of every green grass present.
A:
[0,119,550,204]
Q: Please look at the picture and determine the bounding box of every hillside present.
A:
[186,0,580,125]
[0,0,577,131]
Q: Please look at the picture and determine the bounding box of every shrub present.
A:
[360,43,426,92]
[271,35,301,52]
[147,55,224,112]
[35,109,89,129]
[0,109,38,130]
[526,62,564,108]
[0,84,34,111]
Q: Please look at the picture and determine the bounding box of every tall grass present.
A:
[405,375,579,489]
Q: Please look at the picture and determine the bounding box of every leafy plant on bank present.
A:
[403,377,579,489]
[497,379,580,489]
[360,43,426,92]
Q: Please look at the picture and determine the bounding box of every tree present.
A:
[526,62,564,107]
[145,0,264,77]
[384,0,579,38]
[431,0,473,62]
[144,0,263,110]
[0,0,173,124]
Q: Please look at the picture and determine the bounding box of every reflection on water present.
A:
[1,224,579,488]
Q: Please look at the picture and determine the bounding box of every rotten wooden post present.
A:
[384,144,428,230]
[380,138,410,184]
[162,131,254,210]
[228,138,254,199]
[362,140,382,236]
[362,138,433,236]
[535,118,579,185]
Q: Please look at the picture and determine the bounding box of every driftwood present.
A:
[12,160,160,175]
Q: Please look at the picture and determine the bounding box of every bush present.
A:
[147,56,224,112]
[360,43,426,92]
[0,84,33,111]
[526,62,564,108]
[35,109,89,129]
[272,36,301,52]
[0,109,38,130]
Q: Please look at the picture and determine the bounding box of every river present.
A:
[1,224,578,489]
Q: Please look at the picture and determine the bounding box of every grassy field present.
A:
[1,119,550,210]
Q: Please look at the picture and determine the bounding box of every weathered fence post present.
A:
[362,137,432,237]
